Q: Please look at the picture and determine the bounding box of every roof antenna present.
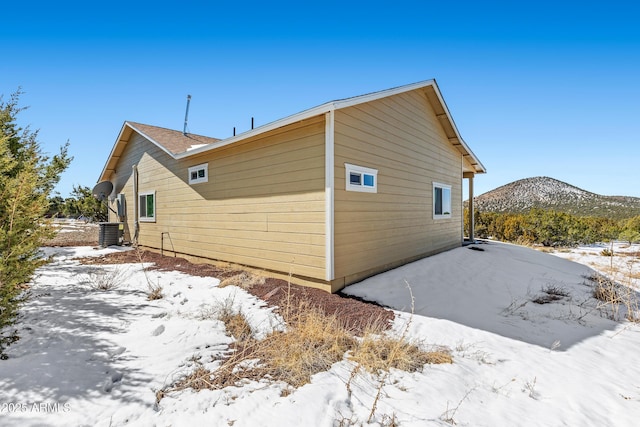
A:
[183,94,192,135]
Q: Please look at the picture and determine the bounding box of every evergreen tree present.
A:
[620,215,640,244]
[47,195,65,217]
[69,184,108,222]
[0,90,72,356]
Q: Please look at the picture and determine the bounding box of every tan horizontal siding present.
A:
[108,116,327,281]
[150,198,324,214]
[142,230,325,259]
[333,88,463,283]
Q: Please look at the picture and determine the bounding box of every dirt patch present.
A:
[43,221,99,247]
[77,250,394,335]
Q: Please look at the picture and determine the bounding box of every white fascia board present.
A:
[174,103,335,160]
[174,80,437,160]
[331,79,436,110]
[139,78,485,175]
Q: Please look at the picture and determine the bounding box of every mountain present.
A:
[472,177,640,219]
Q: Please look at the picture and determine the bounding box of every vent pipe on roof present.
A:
[183,94,192,135]
[251,117,254,130]
[233,127,236,136]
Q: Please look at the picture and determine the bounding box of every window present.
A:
[433,182,452,219]
[139,191,156,222]
[345,163,378,193]
[188,163,208,185]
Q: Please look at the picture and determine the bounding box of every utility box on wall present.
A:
[116,194,126,218]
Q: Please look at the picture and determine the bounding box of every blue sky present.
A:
[2,1,639,198]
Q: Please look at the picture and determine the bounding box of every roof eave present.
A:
[429,81,487,174]
[177,79,441,160]
[99,79,486,179]
[98,121,129,183]
[174,102,335,159]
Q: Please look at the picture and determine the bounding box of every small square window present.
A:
[345,163,378,193]
[188,163,208,185]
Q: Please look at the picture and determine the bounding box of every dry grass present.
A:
[222,312,253,342]
[147,284,164,300]
[200,295,255,342]
[83,266,128,291]
[219,271,266,290]
[129,247,165,300]
[592,274,621,304]
[350,332,451,373]
[590,273,639,322]
[162,297,450,400]
[172,366,216,392]
[535,246,554,253]
[600,248,614,257]
[346,281,452,424]
[255,304,356,387]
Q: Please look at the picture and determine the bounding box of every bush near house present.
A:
[0,90,71,355]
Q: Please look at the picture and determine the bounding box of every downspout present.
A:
[132,164,139,244]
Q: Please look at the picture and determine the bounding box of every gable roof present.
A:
[99,79,485,182]
[99,121,221,181]
[128,122,221,155]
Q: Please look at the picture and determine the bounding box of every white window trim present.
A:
[139,191,156,223]
[188,163,208,185]
[433,182,452,219]
[345,163,378,193]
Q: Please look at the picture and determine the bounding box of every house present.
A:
[98,79,486,292]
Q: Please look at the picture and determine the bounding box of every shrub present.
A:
[589,273,639,322]
[532,284,570,304]
[0,90,71,356]
[600,248,613,257]
[83,267,128,291]
[147,285,164,301]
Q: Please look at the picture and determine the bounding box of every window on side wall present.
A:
[139,191,156,222]
[188,163,208,185]
[345,163,378,193]
[433,182,451,219]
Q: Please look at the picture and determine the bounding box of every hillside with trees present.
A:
[472,176,640,220]
[467,177,640,246]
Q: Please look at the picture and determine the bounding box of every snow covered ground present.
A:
[1,241,639,426]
